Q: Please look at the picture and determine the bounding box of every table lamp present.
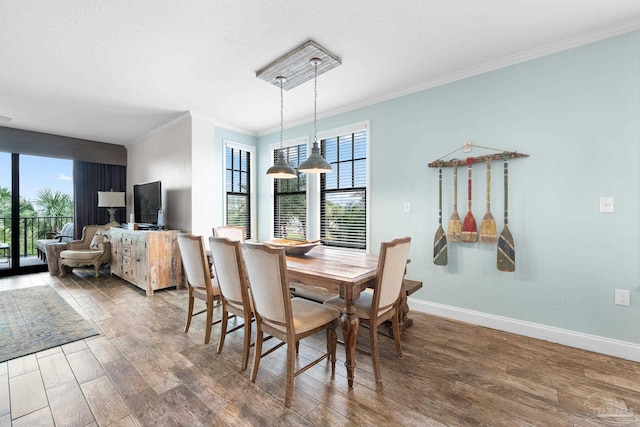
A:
[98,189,126,225]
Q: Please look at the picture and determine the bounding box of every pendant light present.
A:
[266,76,297,179]
[298,58,332,174]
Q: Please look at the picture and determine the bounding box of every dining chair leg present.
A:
[392,309,403,358]
[328,324,337,373]
[204,297,214,345]
[241,318,252,371]
[184,293,195,333]
[251,323,264,382]
[285,340,296,407]
[370,320,382,382]
[295,340,300,354]
[217,308,229,354]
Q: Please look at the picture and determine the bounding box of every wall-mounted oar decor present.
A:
[433,161,448,265]
[428,143,527,270]
[480,155,497,243]
[461,157,478,243]
[497,152,515,272]
[447,160,462,242]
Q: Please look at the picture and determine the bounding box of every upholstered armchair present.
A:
[59,225,111,278]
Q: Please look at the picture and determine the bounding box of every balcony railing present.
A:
[0,216,73,257]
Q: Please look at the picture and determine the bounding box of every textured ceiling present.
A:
[2,1,640,146]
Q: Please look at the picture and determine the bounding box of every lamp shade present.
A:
[298,141,332,173]
[266,149,297,179]
[97,191,125,208]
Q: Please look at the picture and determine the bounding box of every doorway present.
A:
[0,153,73,275]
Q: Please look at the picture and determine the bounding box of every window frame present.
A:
[314,121,370,252]
[269,136,309,241]
[223,140,256,240]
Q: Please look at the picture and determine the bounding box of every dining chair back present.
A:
[177,233,221,344]
[373,237,412,318]
[242,243,340,407]
[208,236,253,370]
[213,225,245,243]
[243,244,289,327]
[324,236,411,382]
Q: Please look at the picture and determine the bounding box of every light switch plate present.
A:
[403,202,411,213]
[599,197,614,213]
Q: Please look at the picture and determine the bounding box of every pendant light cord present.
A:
[280,77,284,150]
[313,60,318,143]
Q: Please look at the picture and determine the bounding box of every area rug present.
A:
[0,285,99,362]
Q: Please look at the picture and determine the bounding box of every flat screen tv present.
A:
[133,181,162,226]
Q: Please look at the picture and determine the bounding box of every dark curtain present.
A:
[73,161,127,238]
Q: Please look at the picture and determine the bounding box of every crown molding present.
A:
[191,113,257,137]
[260,18,640,137]
[126,111,192,147]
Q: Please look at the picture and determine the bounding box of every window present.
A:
[320,128,368,249]
[273,143,307,240]
[224,141,254,240]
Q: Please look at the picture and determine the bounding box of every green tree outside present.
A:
[0,186,73,257]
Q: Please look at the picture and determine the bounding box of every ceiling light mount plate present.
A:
[256,40,341,90]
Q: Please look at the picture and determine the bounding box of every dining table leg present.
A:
[342,299,359,388]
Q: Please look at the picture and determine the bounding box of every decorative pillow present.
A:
[90,229,110,250]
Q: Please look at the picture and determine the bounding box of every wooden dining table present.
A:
[285,245,379,387]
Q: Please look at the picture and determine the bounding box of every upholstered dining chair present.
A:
[242,243,340,407]
[208,236,254,371]
[177,233,221,344]
[213,225,245,243]
[324,236,411,383]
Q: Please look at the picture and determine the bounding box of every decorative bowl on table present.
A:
[266,239,320,256]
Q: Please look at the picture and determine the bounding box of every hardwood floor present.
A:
[1,270,639,426]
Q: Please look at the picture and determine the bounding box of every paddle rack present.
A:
[428,144,529,272]
[428,151,529,168]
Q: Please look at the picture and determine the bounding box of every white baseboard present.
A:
[408,298,640,363]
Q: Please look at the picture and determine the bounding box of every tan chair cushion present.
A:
[324,289,392,320]
[263,297,340,334]
[60,249,103,261]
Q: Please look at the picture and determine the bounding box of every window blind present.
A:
[321,130,367,249]
[274,144,307,240]
[225,146,251,239]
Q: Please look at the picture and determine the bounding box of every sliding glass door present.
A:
[0,153,10,271]
[0,153,73,275]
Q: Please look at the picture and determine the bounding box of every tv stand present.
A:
[110,228,182,295]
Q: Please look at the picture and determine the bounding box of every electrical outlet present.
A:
[615,289,630,306]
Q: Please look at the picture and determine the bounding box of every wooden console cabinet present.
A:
[110,228,182,296]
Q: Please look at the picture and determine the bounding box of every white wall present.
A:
[191,115,221,238]
[127,115,192,232]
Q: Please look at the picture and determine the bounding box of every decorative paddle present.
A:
[497,152,515,271]
[480,156,498,243]
[461,157,478,243]
[447,160,462,242]
[433,161,448,265]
